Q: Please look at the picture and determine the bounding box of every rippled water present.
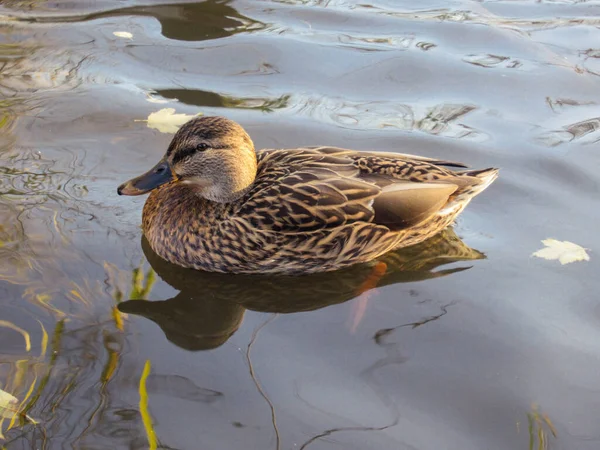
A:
[1,1,599,449]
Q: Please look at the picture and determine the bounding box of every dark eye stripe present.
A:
[171,143,229,165]
[172,147,199,165]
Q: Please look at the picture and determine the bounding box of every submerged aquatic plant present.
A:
[139,360,157,450]
[0,320,49,439]
[525,404,557,450]
[0,261,157,445]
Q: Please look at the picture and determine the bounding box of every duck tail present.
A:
[462,167,499,196]
[440,168,499,215]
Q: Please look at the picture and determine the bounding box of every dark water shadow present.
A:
[156,89,290,112]
[118,229,485,351]
[9,1,265,42]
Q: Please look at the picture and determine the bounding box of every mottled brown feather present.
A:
[135,119,498,274]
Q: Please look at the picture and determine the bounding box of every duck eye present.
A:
[196,143,209,151]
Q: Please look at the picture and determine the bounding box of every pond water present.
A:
[1,1,599,449]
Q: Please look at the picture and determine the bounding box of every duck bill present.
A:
[117,159,174,196]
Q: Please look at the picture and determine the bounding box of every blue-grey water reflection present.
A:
[0,1,599,449]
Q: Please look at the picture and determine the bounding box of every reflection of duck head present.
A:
[118,229,484,351]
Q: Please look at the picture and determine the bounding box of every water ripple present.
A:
[288,96,486,139]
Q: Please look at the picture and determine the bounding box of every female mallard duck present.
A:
[118,116,497,275]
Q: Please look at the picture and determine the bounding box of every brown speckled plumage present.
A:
[120,116,498,274]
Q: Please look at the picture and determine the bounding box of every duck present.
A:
[117,116,498,275]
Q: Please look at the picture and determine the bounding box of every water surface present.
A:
[1,1,599,449]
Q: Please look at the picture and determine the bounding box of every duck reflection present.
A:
[118,229,484,351]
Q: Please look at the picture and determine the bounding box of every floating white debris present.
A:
[532,239,590,265]
[142,108,201,134]
[113,31,133,39]
[0,389,19,420]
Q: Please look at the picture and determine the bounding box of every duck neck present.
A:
[197,147,258,204]
[142,184,236,270]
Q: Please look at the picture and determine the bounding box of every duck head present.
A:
[117,116,257,203]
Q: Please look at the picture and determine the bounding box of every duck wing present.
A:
[305,146,470,169]
[242,149,380,232]
[243,148,471,233]
[371,182,458,229]
[310,146,496,229]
